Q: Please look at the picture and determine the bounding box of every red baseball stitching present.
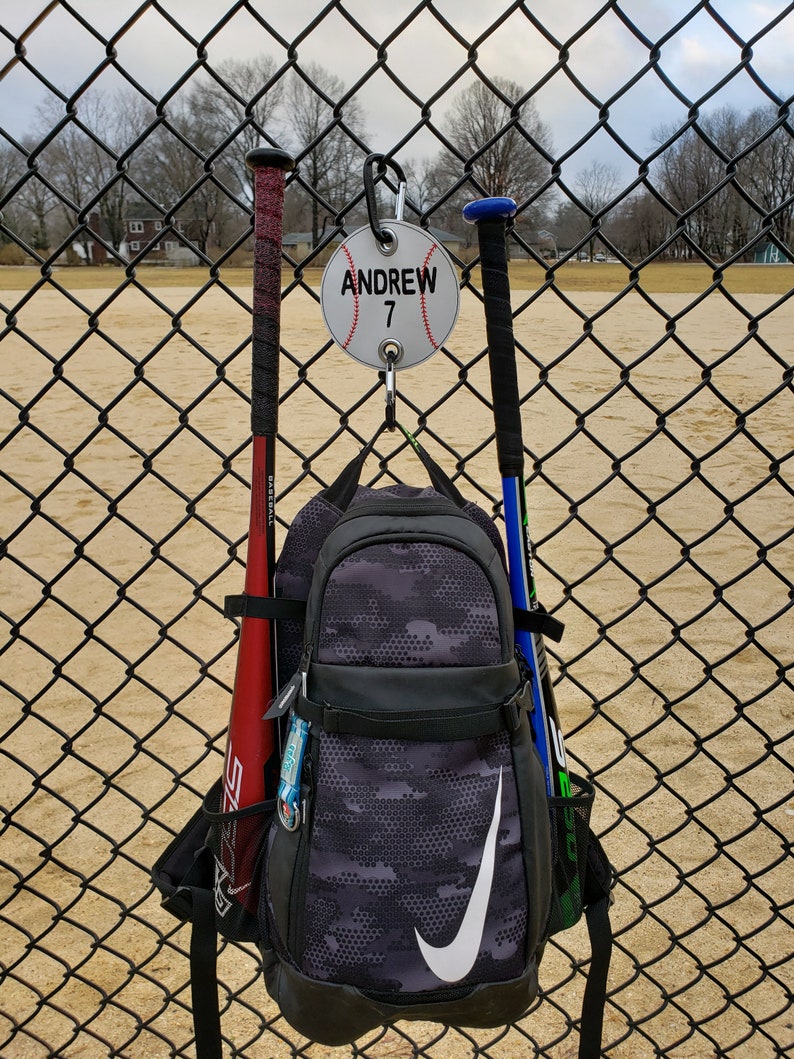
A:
[420,243,438,349]
[341,243,359,349]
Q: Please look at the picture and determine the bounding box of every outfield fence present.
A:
[1,3,792,1057]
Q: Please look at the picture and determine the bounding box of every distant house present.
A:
[282,233,337,260]
[78,208,197,266]
[492,228,557,261]
[82,213,112,265]
[753,242,792,264]
[122,204,196,265]
[429,227,461,255]
[283,226,462,262]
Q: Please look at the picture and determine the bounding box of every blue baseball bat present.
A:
[462,196,570,803]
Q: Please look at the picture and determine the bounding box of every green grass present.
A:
[0,260,791,295]
[505,259,793,294]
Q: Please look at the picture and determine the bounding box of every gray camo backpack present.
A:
[152,437,613,1059]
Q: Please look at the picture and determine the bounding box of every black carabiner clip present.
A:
[378,340,403,431]
[363,153,407,248]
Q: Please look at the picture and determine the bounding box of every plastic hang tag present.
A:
[321,219,460,370]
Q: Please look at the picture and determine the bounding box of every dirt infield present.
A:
[1,266,792,1058]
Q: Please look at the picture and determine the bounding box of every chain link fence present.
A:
[1,2,792,1057]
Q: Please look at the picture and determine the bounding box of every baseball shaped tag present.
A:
[321,220,460,369]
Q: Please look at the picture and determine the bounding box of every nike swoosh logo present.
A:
[415,767,503,982]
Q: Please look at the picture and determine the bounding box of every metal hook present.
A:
[379,340,403,431]
[363,153,407,249]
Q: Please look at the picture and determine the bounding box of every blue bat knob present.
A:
[462,197,517,223]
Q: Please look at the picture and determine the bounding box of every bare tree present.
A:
[574,160,620,260]
[740,104,794,250]
[1,139,57,255]
[403,156,440,218]
[436,76,553,202]
[34,89,155,260]
[187,57,284,202]
[652,108,754,260]
[0,144,26,260]
[620,188,674,261]
[135,100,243,258]
[282,63,367,247]
[129,59,285,260]
[553,198,591,258]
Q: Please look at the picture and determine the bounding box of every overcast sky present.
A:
[1,0,792,181]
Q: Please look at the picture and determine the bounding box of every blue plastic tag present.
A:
[278,714,310,829]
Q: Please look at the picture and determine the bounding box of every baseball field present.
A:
[1,259,791,1057]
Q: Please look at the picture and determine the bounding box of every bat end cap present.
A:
[246,147,297,173]
[462,197,517,224]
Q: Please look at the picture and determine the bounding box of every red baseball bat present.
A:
[221,147,295,827]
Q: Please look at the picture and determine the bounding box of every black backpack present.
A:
[152,438,613,1059]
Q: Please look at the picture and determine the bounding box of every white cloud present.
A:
[1,0,791,176]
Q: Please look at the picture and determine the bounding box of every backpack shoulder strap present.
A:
[397,424,469,507]
[577,830,614,1059]
[151,789,224,1059]
[188,883,223,1059]
[324,425,468,511]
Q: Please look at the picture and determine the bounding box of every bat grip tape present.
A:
[476,220,525,479]
[251,165,286,437]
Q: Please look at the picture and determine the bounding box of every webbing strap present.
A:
[296,687,528,740]
[577,830,614,1059]
[578,895,613,1059]
[224,594,306,621]
[322,428,468,512]
[513,605,565,643]
[188,887,223,1059]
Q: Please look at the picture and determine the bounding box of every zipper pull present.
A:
[263,670,301,721]
[300,642,312,697]
[263,644,312,721]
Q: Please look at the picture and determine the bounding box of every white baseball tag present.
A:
[321,220,460,369]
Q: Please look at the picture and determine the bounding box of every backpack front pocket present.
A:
[297,730,528,994]
[317,538,508,668]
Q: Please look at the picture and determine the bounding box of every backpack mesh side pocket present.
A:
[203,785,275,943]
[547,774,595,936]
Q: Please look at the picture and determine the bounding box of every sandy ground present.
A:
[0,271,792,1058]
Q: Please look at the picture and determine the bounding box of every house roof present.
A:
[283,233,333,244]
[428,226,461,243]
[125,201,166,221]
[284,226,461,245]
